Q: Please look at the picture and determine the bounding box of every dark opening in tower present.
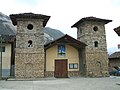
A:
[28,40,33,47]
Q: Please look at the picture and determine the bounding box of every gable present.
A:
[44,34,86,50]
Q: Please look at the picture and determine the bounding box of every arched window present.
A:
[28,40,33,47]
[94,41,98,47]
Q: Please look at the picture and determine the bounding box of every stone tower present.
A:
[71,17,112,77]
[10,13,50,78]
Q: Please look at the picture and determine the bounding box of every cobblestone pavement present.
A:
[0,76,120,90]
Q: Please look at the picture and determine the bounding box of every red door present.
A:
[55,59,68,78]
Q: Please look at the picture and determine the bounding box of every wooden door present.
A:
[55,59,68,78]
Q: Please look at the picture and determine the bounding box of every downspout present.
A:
[44,46,46,77]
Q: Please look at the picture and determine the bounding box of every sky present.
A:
[0,0,120,53]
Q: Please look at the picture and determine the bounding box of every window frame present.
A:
[58,44,66,57]
[69,63,78,69]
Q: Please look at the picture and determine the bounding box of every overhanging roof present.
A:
[109,51,120,59]
[71,16,112,28]
[44,34,87,49]
[0,35,15,43]
[9,13,50,27]
[114,26,120,36]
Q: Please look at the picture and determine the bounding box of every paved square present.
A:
[0,77,120,90]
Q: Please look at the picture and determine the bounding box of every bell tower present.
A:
[72,17,112,77]
[10,13,50,78]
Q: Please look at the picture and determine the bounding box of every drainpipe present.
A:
[44,48,46,77]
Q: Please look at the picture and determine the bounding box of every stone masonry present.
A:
[72,17,112,77]
[10,13,112,78]
[10,13,50,78]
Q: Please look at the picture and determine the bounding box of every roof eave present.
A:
[71,17,112,28]
[9,13,50,27]
[109,57,120,59]
[44,34,87,50]
[114,26,120,36]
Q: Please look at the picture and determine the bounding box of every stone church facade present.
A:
[10,13,112,78]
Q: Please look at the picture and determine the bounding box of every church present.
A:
[9,13,112,78]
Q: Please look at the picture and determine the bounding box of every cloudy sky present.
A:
[0,0,120,53]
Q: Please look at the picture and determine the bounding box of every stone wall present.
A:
[109,59,120,68]
[45,71,80,77]
[86,50,109,77]
[15,53,44,78]
[15,19,45,78]
[77,21,109,77]
[45,71,54,77]
[68,71,80,77]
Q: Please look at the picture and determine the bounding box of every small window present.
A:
[58,44,65,57]
[93,26,98,32]
[27,24,33,30]
[69,64,74,69]
[69,63,78,69]
[94,41,98,47]
[28,40,33,47]
[0,46,5,52]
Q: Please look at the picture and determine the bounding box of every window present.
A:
[93,26,98,32]
[69,63,78,69]
[0,46,5,52]
[58,44,65,57]
[94,41,98,47]
[27,24,33,30]
[28,40,33,47]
